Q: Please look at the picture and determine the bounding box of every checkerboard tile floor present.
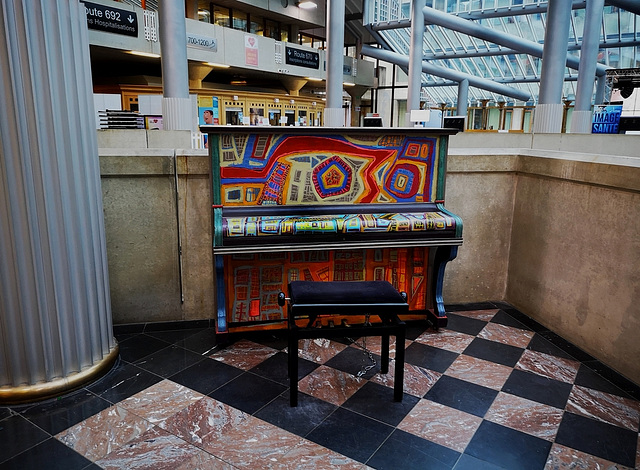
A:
[2,302,639,469]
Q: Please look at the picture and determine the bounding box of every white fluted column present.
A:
[0,0,117,404]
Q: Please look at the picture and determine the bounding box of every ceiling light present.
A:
[127,50,160,58]
[343,82,355,87]
[205,62,230,68]
[306,77,323,81]
[296,0,317,9]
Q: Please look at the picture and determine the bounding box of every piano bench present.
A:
[278,280,408,407]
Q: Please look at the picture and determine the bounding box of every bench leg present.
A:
[381,333,390,374]
[394,326,405,402]
[288,331,299,407]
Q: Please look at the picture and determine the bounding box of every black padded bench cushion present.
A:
[289,280,406,306]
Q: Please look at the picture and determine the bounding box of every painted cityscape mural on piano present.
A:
[214,132,443,326]
[218,133,440,205]
[224,248,429,324]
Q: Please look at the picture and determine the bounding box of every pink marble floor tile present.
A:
[369,359,442,397]
[445,355,513,390]
[565,385,640,431]
[637,434,640,470]
[199,413,304,468]
[297,365,365,406]
[296,338,347,364]
[161,396,250,447]
[56,405,154,462]
[209,339,279,370]
[414,329,476,353]
[449,309,500,321]
[398,399,482,452]
[515,349,580,383]
[274,439,367,469]
[95,426,214,470]
[478,322,534,348]
[485,392,563,441]
[119,379,205,425]
[544,443,635,470]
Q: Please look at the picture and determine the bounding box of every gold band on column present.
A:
[0,343,119,405]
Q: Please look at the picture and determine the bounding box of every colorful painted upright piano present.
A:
[202,126,463,334]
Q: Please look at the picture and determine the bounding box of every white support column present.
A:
[405,0,426,125]
[0,0,117,403]
[571,0,605,134]
[325,0,346,127]
[532,0,572,134]
[159,0,191,130]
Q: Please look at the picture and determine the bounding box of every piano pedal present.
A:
[341,319,350,327]
[328,320,335,328]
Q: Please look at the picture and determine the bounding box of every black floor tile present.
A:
[342,382,420,426]
[87,361,162,404]
[306,407,394,463]
[489,310,531,331]
[254,392,337,437]
[555,412,637,467]
[367,429,460,470]
[404,321,431,341]
[117,334,171,363]
[248,333,289,351]
[133,345,205,378]
[208,372,287,414]
[0,437,93,470]
[537,330,594,362]
[573,364,631,398]
[18,390,111,435]
[0,415,49,464]
[175,328,220,355]
[168,357,243,395]
[464,420,552,470]
[146,328,205,345]
[143,320,210,332]
[581,360,640,401]
[250,351,319,385]
[112,323,145,336]
[0,408,11,421]
[501,369,572,409]
[404,342,459,373]
[453,453,508,470]
[495,308,546,333]
[425,375,498,418]
[463,337,524,368]
[445,314,487,336]
[324,346,381,380]
[526,333,576,360]
[446,302,497,312]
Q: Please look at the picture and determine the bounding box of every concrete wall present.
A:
[98,131,212,324]
[97,130,640,384]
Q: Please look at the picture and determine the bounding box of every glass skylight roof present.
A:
[366,0,640,105]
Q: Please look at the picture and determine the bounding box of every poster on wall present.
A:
[198,96,219,125]
[245,35,258,66]
[592,104,622,134]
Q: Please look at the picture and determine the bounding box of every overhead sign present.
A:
[285,47,319,69]
[83,2,138,37]
[592,105,622,134]
[187,33,217,52]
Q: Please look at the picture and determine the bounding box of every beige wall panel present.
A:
[101,165,181,324]
[177,154,215,320]
[507,173,640,384]
[443,165,517,303]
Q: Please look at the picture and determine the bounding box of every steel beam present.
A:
[361,45,531,101]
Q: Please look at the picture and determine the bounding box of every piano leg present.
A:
[429,246,458,329]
